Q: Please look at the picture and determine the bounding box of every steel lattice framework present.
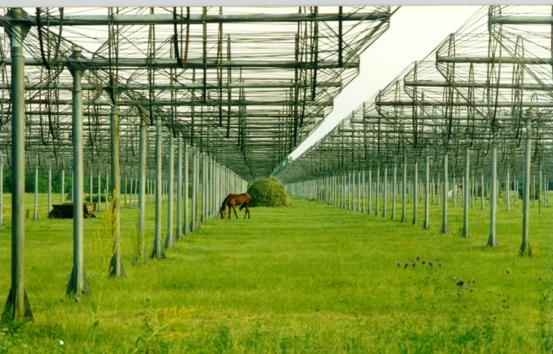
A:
[0,6,394,178]
[277,5,552,258]
[278,6,552,182]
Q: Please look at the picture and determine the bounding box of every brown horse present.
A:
[220,193,251,219]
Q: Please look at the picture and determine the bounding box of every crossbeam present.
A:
[0,58,358,70]
[0,98,334,107]
[437,55,551,65]
[377,100,553,107]
[0,81,341,91]
[0,11,391,26]
[404,79,552,91]
[489,15,553,25]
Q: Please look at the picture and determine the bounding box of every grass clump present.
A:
[247,176,289,207]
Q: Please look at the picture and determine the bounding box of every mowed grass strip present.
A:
[0,194,549,353]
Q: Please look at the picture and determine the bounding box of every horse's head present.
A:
[219,207,225,219]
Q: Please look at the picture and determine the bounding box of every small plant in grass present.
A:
[247,176,289,207]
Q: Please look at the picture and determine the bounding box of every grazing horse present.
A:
[220,193,251,219]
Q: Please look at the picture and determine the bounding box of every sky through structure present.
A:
[289,5,480,161]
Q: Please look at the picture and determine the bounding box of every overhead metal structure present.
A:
[0,5,394,177]
[278,6,552,258]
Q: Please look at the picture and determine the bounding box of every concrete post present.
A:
[176,136,182,240]
[375,164,380,216]
[382,166,387,218]
[164,135,175,249]
[441,153,448,233]
[0,162,3,225]
[108,103,125,277]
[487,144,497,247]
[413,159,418,225]
[152,122,164,259]
[401,154,406,223]
[137,119,147,262]
[33,165,38,220]
[462,148,470,237]
[184,144,190,236]
[67,49,89,294]
[61,168,65,203]
[391,162,397,219]
[519,124,532,256]
[97,171,102,212]
[424,155,430,230]
[4,8,33,320]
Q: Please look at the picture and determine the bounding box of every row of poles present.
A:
[2,9,248,321]
[0,144,247,227]
[286,145,539,257]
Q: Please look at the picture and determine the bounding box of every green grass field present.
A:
[0,193,549,353]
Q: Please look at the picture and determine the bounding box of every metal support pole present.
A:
[152,122,165,259]
[412,159,418,225]
[487,144,497,247]
[453,176,457,208]
[191,148,197,231]
[462,148,470,237]
[401,154,406,223]
[88,169,92,204]
[137,119,147,263]
[391,161,397,219]
[441,153,448,233]
[104,170,110,211]
[184,144,190,236]
[194,151,200,227]
[4,8,32,320]
[67,50,89,294]
[176,136,182,240]
[375,164,380,216]
[33,165,38,220]
[201,154,206,223]
[108,103,125,276]
[506,169,511,211]
[61,168,65,203]
[164,135,175,249]
[361,171,365,213]
[0,163,3,225]
[480,169,485,210]
[382,166,387,218]
[424,155,430,230]
[128,173,133,208]
[123,176,128,208]
[519,124,532,256]
[97,171,102,212]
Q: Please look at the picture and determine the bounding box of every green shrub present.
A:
[247,176,289,207]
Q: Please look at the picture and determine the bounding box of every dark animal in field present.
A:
[48,203,97,219]
[219,193,251,219]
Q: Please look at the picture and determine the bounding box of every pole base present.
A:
[518,242,532,257]
[2,287,32,322]
[66,267,91,296]
[108,254,127,277]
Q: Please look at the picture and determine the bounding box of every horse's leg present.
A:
[227,205,231,219]
[247,205,251,219]
[232,205,238,219]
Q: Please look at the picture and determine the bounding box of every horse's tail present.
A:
[239,203,246,211]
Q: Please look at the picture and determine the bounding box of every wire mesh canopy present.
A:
[0,6,394,178]
[277,5,553,183]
